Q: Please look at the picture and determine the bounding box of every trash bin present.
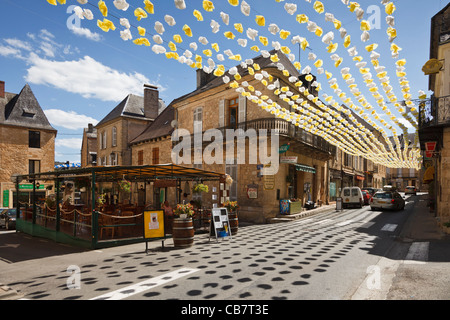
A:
[336,197,343,211]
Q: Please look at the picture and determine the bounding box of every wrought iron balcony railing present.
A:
[419,95,450,129]
[179,118,337,155]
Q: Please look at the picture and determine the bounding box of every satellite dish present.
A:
[171,120,178,128]
[10,173,23,184]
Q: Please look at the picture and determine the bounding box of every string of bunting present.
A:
[45,0,425,169]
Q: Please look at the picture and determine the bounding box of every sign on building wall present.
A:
[2,190,9,207]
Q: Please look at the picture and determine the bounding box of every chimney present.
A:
[0,81,5,99]
[144,84,159,120]
[88,123,94,133]
[196,69,215,89]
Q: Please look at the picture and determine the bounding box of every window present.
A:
[29,160,40,175]
[152,147,160,165]
[228,97,239,129]
[138,150,144,165]
[110,153,118,166]
[193,107,203,133]
[101,131,107,150]
[29,131,40,148]
[112,127,117,147]
[226,160,238,201]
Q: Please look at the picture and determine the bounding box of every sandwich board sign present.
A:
[143,210,166,252]
[209,207,232,242]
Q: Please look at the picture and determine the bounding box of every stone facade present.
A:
[167,52,335,223]
[0,82,56,207]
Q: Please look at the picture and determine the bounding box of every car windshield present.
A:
[406,187,414,190]
[6,209,16,217]
[373,192,393,199]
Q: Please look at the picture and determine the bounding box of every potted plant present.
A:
[223,200,239,235]
[223,200,239,213]
[193,183,209,194]
[443,222,450,235]
[172,203,195,248]
[174,203,195,219]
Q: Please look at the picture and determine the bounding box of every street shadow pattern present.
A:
[9,212,379,300]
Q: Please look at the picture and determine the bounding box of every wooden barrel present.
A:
[172,218,195,247]
[228,211,239,235]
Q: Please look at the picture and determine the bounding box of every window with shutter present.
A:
[152,148,160,164]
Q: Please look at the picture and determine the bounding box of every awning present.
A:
[356,175,365,181]
[295,164,316,174]
[423,166,435,184]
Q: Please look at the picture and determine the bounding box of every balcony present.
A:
[418,96,450,150]
[179,118,337,160]
[419,95,450,128]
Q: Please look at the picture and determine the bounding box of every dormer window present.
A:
[22,108,35,118]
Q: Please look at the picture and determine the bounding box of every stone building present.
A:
[166,50,336,223]
[80,123,97,167]
[129,105,175,206]
[419,3,450,227]
[94,84,165,167]
[328,105,387,200]
[386,133,423,191]
[0,81,57,207]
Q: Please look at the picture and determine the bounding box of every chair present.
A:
[99,213,115,239]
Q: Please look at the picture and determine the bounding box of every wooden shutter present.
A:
[219,100,225,127]
[238,94,247,123]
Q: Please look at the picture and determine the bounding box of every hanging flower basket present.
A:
[118,179,131,193]
[193,183,209,194]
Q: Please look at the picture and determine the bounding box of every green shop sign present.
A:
[279,144,290,154]
[19,184,45,190]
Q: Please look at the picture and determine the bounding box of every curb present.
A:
[0,284,23,300]
[269,205,337,223]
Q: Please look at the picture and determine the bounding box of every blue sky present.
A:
[0,0,447,164]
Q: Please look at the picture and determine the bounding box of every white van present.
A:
[341,187,363,209]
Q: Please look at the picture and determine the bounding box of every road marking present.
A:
[337,220,353,227]
[359,222,375,229]
[404,242,429,264]
[381,224,397,232]
[90,268,199,300]
[314,219,333,225]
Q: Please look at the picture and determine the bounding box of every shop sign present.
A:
[247,184,258,199]
[280,156,298,164]
[263,164,275,190]
[3,190,9,207]
[19,184,45,190]
[279,144,290,154]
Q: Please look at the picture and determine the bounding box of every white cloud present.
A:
[44,109,98,130]
[25,54,152,102]
[4,38,33,51]
[70,27,102,42]
[0,45,23,58]
[55,138,82,150]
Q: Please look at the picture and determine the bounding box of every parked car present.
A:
[363,187,378,196]
[405,186,417,195]
[0,208,17,230]
[341,187,363,208]
[370,191,405,211]
[361,190,371,205]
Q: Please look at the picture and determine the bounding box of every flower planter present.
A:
[228,210,239,235]
[172,217,194,248]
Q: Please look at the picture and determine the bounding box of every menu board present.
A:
[210,208,232,241]
[143,210,167,253]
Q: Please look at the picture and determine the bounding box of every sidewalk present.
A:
[398,194,448,242]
